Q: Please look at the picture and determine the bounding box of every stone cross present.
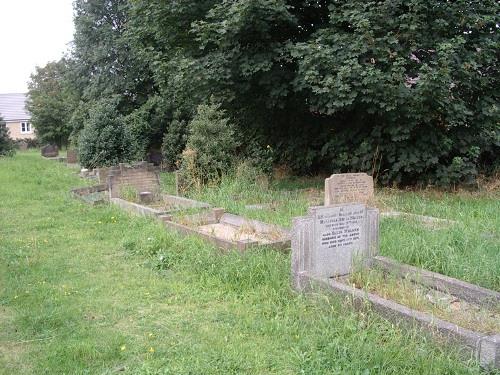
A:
[324,173,374,205]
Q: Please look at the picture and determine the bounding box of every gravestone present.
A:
[292,203,379,287]
[41,144,59,158]
[324,173,374,205]
[66,149,78,164]
[108,162,161,200]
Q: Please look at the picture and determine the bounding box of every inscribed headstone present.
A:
[292,203,379,281]
[66,149,78,164]
[324,173,374,205]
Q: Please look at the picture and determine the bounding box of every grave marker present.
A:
[324,173,374,205]
[292,203,379,286]
[41,144,59,158]
[66,149,78,164]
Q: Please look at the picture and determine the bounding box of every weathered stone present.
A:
[41,144,59,158]
[292,203,379,280]
[163,209,290,251]
[139,191,153,204]
[66,149,78,164]
[479,335,500,369]
[324,173,374,205]
[108,162,161,200]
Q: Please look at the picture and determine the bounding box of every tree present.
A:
[0,116,15,157]
[65,0,499,185]
[179,102,239,185]
[78,97,133,168]
[27,59,76,147]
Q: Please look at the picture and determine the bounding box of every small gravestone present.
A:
[147,149,163,166]
[324,173,374,205]
[41,144,59,158]
[139,191,153,204]
[292,203,379,284]
[67,149,78,164]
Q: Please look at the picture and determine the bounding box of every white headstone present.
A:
[292,203,379,283]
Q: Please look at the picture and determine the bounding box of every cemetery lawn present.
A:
[0,152,497,374]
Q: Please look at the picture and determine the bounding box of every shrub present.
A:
[161,113,188,171]
[178,102,239,188]
[78,97,132,168]
[0,117,15,157]
[13,138,40,149]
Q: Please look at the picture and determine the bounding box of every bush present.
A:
[0,117,15,157]
[178,102,239,189]
[13,138,40,149]
[161,113,188,171]
[78,97,132,168]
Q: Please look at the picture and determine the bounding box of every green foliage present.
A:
[0,116,15,157]
[27,59,76,147]
[179,102,239,187]
[78,97,132,168]
[161,113,188,171]
[63,0,498,185]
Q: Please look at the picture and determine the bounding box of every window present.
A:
[20,122,32,134]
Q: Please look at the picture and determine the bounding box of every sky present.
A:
[0,0,74,93]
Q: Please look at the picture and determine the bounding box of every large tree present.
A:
[27,59,76,147]
[67,0,499,185]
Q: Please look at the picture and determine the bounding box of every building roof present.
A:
[0,93,31,122]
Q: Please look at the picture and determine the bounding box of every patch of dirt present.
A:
[197,223,281,244]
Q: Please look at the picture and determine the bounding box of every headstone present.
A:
[147,149,163,166]
[139,191,153,204]
[41,144,59,158]
[292,203,379,285]
[108,162,161,200]
[324,173,374,205]
[67,149,78,164]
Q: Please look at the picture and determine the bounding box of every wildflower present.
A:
[148,333,153,337]
[149,347,155,353]
[121,345,126,351]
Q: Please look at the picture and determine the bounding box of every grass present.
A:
[173,174,500,292]
[0,152,497,374]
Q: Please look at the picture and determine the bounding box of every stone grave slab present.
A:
[66,149,78,164]
[324,173,374,205]
[163,209,290,251]
[291,203,499,369]
[108,162,161,200]
[41,144,59,158]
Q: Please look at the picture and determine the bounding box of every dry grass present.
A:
[347,268,500,335]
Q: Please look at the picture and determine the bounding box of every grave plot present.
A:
[71,184,108,205]
[291,202,500,369]
[106,162,210,217]
[162,208,290,251]
[111,194,210,218]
